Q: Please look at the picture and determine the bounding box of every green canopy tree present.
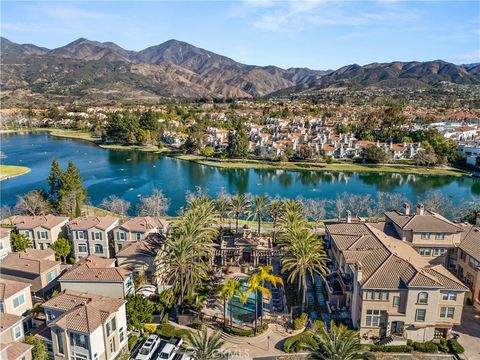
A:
[11,232,31,252]
[125,294,154,330]
[50,237,72,263]
[186,330,225,360]
[58,161,87,217]
[47,159,63,205]
[24,335,48,360]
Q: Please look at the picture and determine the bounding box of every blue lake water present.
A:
[1,132,477,215]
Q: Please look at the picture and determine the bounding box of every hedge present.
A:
[369,345,412,353]
[156,323,192,339]
[413,341,438,353]
[283,333,319,353]
[448,339,464,354]
[222,323,269,337]
[438,338,449,353]
[293,313,308,330]
[128,335,139,350]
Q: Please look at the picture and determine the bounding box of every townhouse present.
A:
[68,216,119,259]
[0,249,63,298]
[58,255,134,299]
[13,215,69,250]
[325,220,468,343]
[0,228,11,259]
[456,224,480,310]
[0,278,33,333]
[113,216,169,253]
[42,290,128,360]
[385,203,464,268]
[0,342,33,360]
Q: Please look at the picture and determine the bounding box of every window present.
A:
[47,270,57,283]
[38,243,44,250]
[466,273,473,285]
[78,244,88,253]
[37,231,47,240]
[109,338,115,353]
[94,232,102,240]
[23,230,30,237]
[433,248,446,256]
[106,317,116,337]
[45,309,55,322]
[13,294,25,308]
[117,244,122,251]
[118,232,126,240]
[440,307,455,319]
[469,257,479,269]
[57,330,64,354]
[13,325,22,340]
[135,232,142,240]
[0,302,4,313]
[77,231,85,240]
[0,242,3,250]
[365,291,389,301]
[119,327,125,343]
[459,250,466,261]
[70,332,89,349]
[365,310,381,327]
[442,292,457,301]
[421,233,430,240]
[419,248,431,256]
[435,233,445,240]
[417,292,428,304]
[415,309,426,322]
[393,296,400,307]
[94,244,103,254]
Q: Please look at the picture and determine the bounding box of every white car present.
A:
[157,337,183,360]
[136,335,161,360]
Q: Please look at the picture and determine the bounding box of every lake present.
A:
[1,132,478,216]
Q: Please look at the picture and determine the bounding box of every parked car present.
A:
[136,334,161,360]
[157,337,184,360]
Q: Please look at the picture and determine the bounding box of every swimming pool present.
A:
[226,280,263,324]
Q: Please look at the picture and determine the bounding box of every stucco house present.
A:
[13,215,69,250]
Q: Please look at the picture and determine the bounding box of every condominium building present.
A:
[113,216,169,253]
[68,216,119,259]
[325,220,468,344]
[456,224,480,310]
[42,290,128,360]
[0,228,12,259]
[13,215,69,250]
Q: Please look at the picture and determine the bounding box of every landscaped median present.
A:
[0,164,31,181]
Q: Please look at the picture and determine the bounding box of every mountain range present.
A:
[1,37,479,105]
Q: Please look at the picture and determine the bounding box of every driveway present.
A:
[453,305,480,360]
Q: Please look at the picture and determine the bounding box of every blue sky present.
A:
[2,1,479,70]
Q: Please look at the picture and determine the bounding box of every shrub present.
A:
[448,339,464,354]
[144,324,157,334]
[283,332,318,353]
[156,323,191,340]
[222,323,269,337]
[128,335,139,350]
[311,319,325,333]
[413,341,438,353]
[438,338,449,353]
[293,313,308,330]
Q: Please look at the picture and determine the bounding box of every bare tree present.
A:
[423,191,454,215]
[14,190,50,216]
[347,194,372,218]
[0,205,16,227]
[99,195,131,216]
[136,189,170,217]
[298,197,326,231]
[334,193,347,220]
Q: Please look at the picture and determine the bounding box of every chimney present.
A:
[403,202,410,216]
[417,203,425,216]
[346,210,352,224]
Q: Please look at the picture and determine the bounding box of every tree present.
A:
[125,294,154,330]
[50,237,71,263]
[334,194,347,221]
[136,189,170,217]
[47,159,63,205]
[220,278,243,328]
[346,194,372,218]
[11,232,31,251]
[0,205,16,227]
[99,195,131,216]
[360,146,389,164]
[200,146,215,158]
[14,190,50,216]
[215,192,232,231]
[226,125,249,159]
[229,194,250,233]
[24,335,48,360]
[268,198,284,243]
[414,143,438,166]
[310,322,370,360]
[186,330,225,360]
[299,198,327,231]
[250,195,269,234]
[58,161,87,217]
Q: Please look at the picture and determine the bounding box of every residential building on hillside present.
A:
[325,220,468,343]
[0,249,63,298]
[42,290,128,360]
[0,228,11,259]
[456,224,480,310]
[457,141,480,167]
[113,216,169,253]
[13,215,69,250]
[68,216,119,259]
[115,234,166,284]
[58,255,133,299]
[385,203,464,267]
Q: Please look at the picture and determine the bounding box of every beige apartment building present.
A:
[456,224,480,310]
[14,215,69,250]
[42,290,128,360]
[0,249,63,298]
[325,220,468,344]
[68,216,119,259]
[0,342,33,360]
[58,255,134,299]
[385,203,464,268]
[113,216,169,253]
[0,228,12,259]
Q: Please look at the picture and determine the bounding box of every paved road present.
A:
[453,305,480,360]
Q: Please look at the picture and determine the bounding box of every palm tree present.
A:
[310,322,370,360]
[245,265,283,334]
[250,195,269,234]
[186,330,225,360]
[220,278,242,328]
[230,194,250,233]
[267,198,284,243]
[215,196,231,232]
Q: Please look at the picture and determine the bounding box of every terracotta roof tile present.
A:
[2,342,32,360]
[0,313,22,332]
[68,216,119,231]
[119,216,169,233]
[0,278,30,300]
[59,256,130,283]
[13,215,68,230]
[459,225,480,262]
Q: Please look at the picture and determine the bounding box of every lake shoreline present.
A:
[0,128,466,177]
[0,165,31,182]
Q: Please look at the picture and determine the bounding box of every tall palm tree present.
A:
[267,198,284,243]
[250,195,269,234]
[310,322,371,360]
[230,194,250,233]
[215,197,232,232]
[220,278,242,328]
[186,330,225,360]
[245,265,283,334]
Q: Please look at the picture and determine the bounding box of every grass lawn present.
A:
[0,165,31,181]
